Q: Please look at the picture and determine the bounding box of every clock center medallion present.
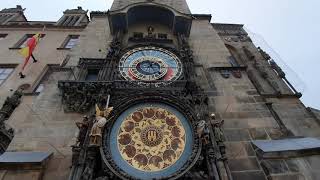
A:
[140,125,163,147]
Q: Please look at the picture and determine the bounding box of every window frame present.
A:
[0,34,8,40]
[133,32,144,39]
[0,65,16,86]
[158,33,168,39]
[85,68,100,81]
[58,35,80,50]
[9,34,45,50]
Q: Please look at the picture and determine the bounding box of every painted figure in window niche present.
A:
[89,104,113,146]
[232,70,242,79]
[148,26,154,34]
[220,70,231,79]
[147,26,155,38]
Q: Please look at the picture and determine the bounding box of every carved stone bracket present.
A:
[58,80,208,113]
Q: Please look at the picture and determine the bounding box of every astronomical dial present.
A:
[130,57,168,81]
[119,47,183,84]
[107,103,194,180]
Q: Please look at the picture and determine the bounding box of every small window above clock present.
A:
[133,32,143,39]
[158,33,167,39]
[85,69,99,81]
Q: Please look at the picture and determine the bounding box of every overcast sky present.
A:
[1,0,319,109]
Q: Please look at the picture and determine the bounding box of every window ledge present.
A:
[9,47,21,50]
[57,48,71,50]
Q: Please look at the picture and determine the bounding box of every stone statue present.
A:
[75,116,90,147]
[89,104,113,146]
[258,47,271,61]
[210,114,225,143]
[197,120,206,138]
[269,59,286,78]
[197,120,210,145]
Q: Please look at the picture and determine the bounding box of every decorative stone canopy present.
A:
[108,2,192,36]
[63,6,88,15]
[0,5,25,13]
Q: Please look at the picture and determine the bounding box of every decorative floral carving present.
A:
[0,90,22,155]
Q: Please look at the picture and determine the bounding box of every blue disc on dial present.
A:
[119,46,183,83]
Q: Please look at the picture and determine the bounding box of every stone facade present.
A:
[0,1,319,180]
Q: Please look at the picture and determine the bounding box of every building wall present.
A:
[67,16,111,66]
[0,10,89,180]
[7,69,81,180]
[0,2,319,180]
[190,20,231,67]
[0,28,83,104]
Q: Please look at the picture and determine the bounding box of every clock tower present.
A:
[0,0,318,180]
[62,0,216,179]
[55,0,319,180]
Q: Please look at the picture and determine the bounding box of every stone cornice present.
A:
[192,14,212,21]
[0,23,87,30]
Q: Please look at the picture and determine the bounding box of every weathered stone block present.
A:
[43,156,72,180]
[247,90,259,95]
[249,128,269,140]
[229,158,261,171]
[224,129,251,141]
[231,171,266,180]
[285,159,300,173]
[265,128,287,140]
[260,160,289,175]
[2,170,42,180]
[225,142,255,159]
[235,96,256,104]
[268,174,305,180]
[305,155,320,170]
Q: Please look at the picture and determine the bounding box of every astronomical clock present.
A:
[119,46,183,85]
[97,39,204,179]
[58,2,222,180]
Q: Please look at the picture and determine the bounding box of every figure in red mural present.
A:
[18,33,42,78]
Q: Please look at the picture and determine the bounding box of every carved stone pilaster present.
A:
[178,34,196,81]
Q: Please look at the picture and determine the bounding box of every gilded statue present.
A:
[89,104,113,146]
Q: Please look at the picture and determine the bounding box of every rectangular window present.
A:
[11,34,45,49]
[0,67,14,85]
[158,33,168,39]
[0,34,8,41]
[133,32,143,39]
[60,35,80,49]
[85,69,99,81]
[228,56,240,67]
[35,83,44,94]
[20,35,33,48]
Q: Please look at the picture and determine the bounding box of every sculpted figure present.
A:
[89,104,113,146]
[210,114,225,143]
[75,116,90,147]
[197,120,210,145]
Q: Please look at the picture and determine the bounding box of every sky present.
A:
[1,0,319,109]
